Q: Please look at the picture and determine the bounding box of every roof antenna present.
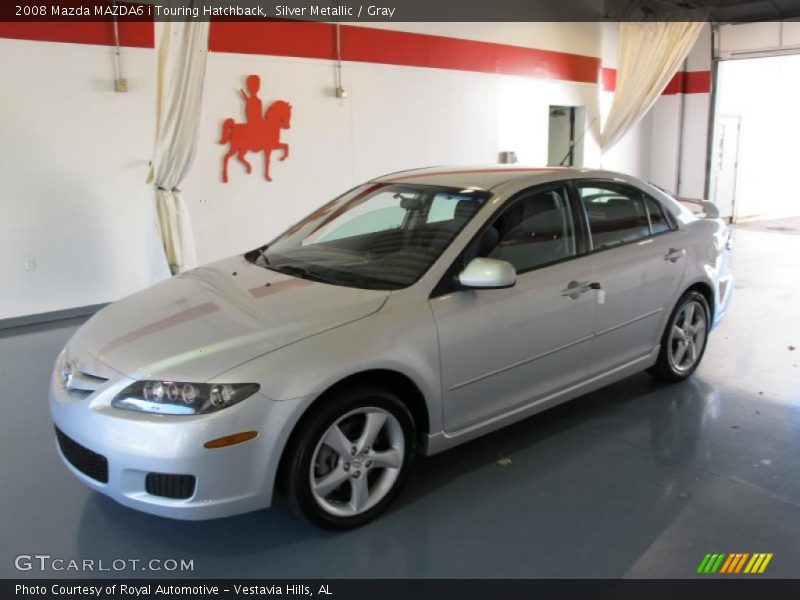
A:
[559,117,597,167]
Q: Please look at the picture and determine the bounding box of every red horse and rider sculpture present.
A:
[219,75,293,183]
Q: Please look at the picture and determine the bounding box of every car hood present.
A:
[68,256,390,382]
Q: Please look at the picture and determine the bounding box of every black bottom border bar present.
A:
[5,579,800,600]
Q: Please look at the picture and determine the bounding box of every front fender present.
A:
[215,296,443,434]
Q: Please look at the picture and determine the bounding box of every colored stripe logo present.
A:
[697,553,773,574]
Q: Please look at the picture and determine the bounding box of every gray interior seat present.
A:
[491,207,569,271]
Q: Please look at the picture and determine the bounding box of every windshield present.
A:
[247,183,490,290]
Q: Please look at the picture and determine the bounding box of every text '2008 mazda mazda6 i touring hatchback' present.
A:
[51,167,734,529]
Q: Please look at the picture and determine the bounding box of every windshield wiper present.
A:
[269,264,339,286]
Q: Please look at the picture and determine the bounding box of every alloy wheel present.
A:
[309,407,405,517]
[668,300,708,373]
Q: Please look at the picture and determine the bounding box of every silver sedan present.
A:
[50,167,734,529]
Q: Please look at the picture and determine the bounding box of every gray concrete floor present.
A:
[1,219,799,579]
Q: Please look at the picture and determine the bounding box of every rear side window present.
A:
[579,184,650,250]
[644,195,672,234]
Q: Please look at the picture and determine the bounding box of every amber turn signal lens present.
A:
[204,431,258,449]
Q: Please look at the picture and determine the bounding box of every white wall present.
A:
[2,21,697,320]
[0,38,169,320]
[183,52,606,266]
[647,24,712,198]
[679,23,712,199]
[677,93,710,198]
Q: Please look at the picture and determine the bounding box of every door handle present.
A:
[561,281,601,299]
[664,247,686,263]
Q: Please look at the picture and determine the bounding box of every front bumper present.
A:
[49,362,307,520]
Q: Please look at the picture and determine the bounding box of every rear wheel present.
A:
[649,290,710,383]
[283,386,416,530]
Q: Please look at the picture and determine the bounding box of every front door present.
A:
[431,184,597,433]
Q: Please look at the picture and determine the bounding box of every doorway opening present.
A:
[708,114,741,220]
[548,105,585,167]
[710,53,800,222]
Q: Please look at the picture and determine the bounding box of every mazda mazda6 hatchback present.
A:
[51,167,734,529]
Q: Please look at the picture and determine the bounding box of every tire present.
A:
[282,385,416,530]
[648,290,711,383]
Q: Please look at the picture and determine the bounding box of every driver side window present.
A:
[486,187,577,273]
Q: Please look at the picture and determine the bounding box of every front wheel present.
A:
[283,386,416,530]
[649,290,711,383]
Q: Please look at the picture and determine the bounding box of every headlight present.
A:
[111,381,260,415]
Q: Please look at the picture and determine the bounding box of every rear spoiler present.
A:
[677,197,720,219]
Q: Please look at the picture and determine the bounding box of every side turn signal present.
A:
[204,431,258,449]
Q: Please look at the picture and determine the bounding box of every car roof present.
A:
[371,165,598,191]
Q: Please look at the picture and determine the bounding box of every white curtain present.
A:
[148,15,209,275]
[600,21,704,152]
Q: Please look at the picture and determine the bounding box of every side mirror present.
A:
[458,257,517,289]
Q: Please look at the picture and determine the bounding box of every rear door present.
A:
[637,191,689,326]
[575,181,686,375]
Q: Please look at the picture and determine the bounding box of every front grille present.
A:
[145,473,196,499]
[55,427,108,483]
[65,368,109,397]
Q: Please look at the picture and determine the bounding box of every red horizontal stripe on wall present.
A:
[0,21,153,48]
[210,21,600,84]
[2,20,599,84]
[209,20,333,60]
[684,70,711,94]
[662,72,685,95]
[344,25,599,83]
[602,67,710,94]
[601,67,617,92]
